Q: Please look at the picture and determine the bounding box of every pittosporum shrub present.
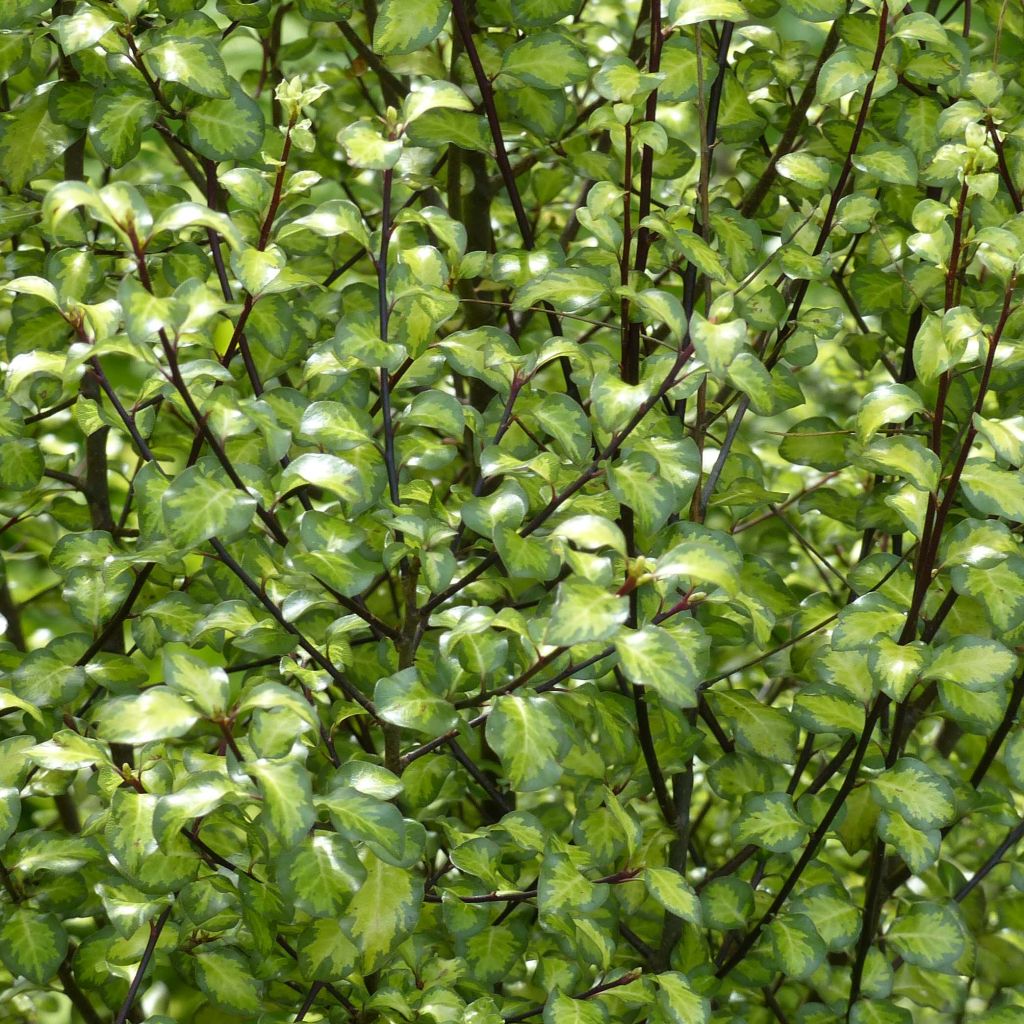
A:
[2,0,1024,1021]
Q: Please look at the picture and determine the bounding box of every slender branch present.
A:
[715,696,887,977]
[57,960,103,1024]
[259,117,296,251]
[25,395,76,423]
[378,166,400,505]
[503,970,643,1023]
[446,737,511,814]
[113,905,173,1024]
[210,540,378,718]
[338,20,404,104]
[422,340,698,615]
[699,396,748,516]
[987,118,1023,212]
[294,980,325,1022]
[785,2,889,326]
[953,818,1024,904]
[631,0,662,275]
[449,0,581,403]
[740,23,841,217]
[972,674,1024,787]
[76,564,155,666]
[681,22,734,319]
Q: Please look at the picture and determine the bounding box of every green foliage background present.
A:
[2,0,1024,1021]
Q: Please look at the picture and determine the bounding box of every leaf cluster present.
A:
[2,0,1024,1022]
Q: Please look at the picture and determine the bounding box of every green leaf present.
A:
[654,533,743,593]
[161,463,256,550]
[193,947,265,1013]
[88,89,157,167]
[868,638,928,701]
[691,310,748,376]
[644,867,701,924]
[854,436,940,493]
[297,0,355,18]
[373,0,450,55]
[0,786,20,847]
[777,152,832,189]
[277,833,366,916]
[544,579,628,645]
[735,792,809,853]
[852,144,919,185]
[514,266,610,313]
[403,389,466,435]
[705,689,797,762]
[669,0,747,26]
[461,482,528,537]
[550,515,626,554]
[337,119,404,170]
[790,885,859,950]
[321,786,406,860]
[791,683,865,735]
[938,680,1007,736]
[281,452,363,503]
[877,811,940,874]
[511,0,581,26]
[297,918,359,981]
[767,913,826,979]
[146,37,231,98]
[48,80,92,129]
[461,924,528,984]
[152,772,235,847]
[700,876,754,931]
[28,729,112,770]
[886,901,966,970]
[609,453,677,534]
[615,626,700,708]
[246,757,316,849]
[187,82,264,161]
[1004,728,1024,790]
[870,757,956,831]
[153,202,243,250]
[539,850,608,916]
[374,667,458,735]
[94,687,200,744]
[53,8,112,53]
[818,48,874,103]
[485,695,567,792]
[0,92,71,191]
[0,437,43,491]
[495,527,562,581]
[544,992,606,1024]
[655,972,710,1024]
[659,36,718,102]
[856,384,924,443]
[531,393,591,462]
[913,308,975,384]
[832,593,905,650]
[345,852,424,971]
[850,1002,912,1024]
[499,33,589,89]
[402,81,474,124]
[783,0,843,19]
[236,681,321,732]
[923,637,1017,691]
[163,644,229,717]
[0,909,67,984]
[960,462,1024,522]
[406,108,491,152]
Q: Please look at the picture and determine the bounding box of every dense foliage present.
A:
[2,0,1024,1021]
